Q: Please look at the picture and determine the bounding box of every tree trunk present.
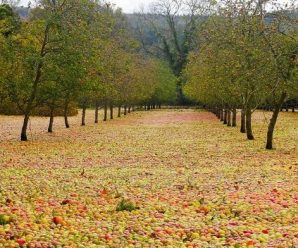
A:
[220,109,224,122]
[227,110,231,126]
[124,105,127,115]
[48,107,54,133]
[232,109,237,127]
[245,108,254,140]
[223,110,227,124]
[103,104,108,121]
[81,105,86,126]
[159,104,161,109]
[128,106,131,113]
[110,105,114,119]
[118,106,121,117]
[266,92,287,150]
[95,102,99,124]
[64,102,70,128]
[240,109,246,133]
[21,113,30,141]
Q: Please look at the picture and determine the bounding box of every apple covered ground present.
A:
[0,110,297,247]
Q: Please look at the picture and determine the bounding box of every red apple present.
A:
[105,234,112,241]
[16,239,26,245]
[246,240,255,246]
[53,216,64,225]
[61,199,71,205]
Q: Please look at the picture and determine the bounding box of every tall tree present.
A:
[260,2,298,149]
[136,0,210,103]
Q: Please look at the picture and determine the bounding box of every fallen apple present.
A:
[53,216,64,225]
[16,239,26,245]
[0,214,11,225]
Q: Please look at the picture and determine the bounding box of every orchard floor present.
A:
[0,109,297,248]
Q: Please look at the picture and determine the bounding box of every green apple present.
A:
[0,214,11,225]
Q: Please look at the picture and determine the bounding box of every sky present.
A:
[19,0,151,13]
[18,0,296,13]
[110,0,149,13]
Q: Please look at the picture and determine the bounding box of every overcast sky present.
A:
[110,0,150,13]
[19,0,151,13]
[18,0,296,13]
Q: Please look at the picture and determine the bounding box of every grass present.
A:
[116,199,139,212]
[0,109,297,247]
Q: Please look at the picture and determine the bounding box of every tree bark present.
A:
[110,105,114,119]
[227,110,231,126]
[103,104,108,121]
[81,105,86,126]
[220,109,224,122]
[21,114,30,141]
[128,106,131,113]
[124,105,127,115]
[232,109,237,127]
[118,106,121,117]
[266,92,287,150]
[64,102,70,128]
[240,109,246,133]
[223,110,227,124]
[245,108,254,140]
[48,107,54,133]
[95,102,99,124]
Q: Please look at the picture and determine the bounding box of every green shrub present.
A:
[116,199,138,212]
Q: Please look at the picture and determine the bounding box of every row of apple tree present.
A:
[0,1,177,141]
[183,0,297,150]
